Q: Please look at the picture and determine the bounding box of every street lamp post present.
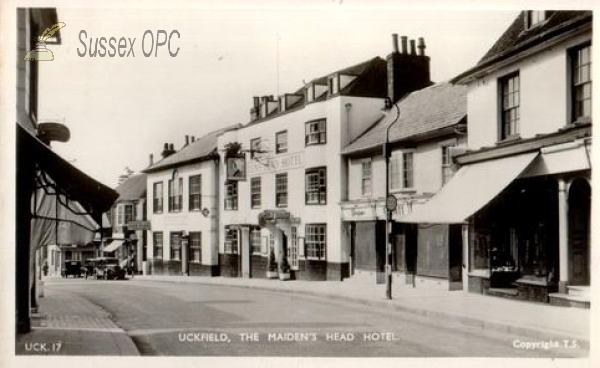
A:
[383,97,400,300]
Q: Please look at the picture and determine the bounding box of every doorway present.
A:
[568,179,590,286]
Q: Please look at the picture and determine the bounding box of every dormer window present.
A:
[525,11,547,29]
[306,84,314,102]
[328,75,339,95]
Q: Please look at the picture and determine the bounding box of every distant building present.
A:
[144,127,238,276]
[341,82,467,289]
[104,173,148,272]
[406,11,592,306]
[216,34,432,280]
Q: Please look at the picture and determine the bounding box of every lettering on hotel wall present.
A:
[247,153,304,175]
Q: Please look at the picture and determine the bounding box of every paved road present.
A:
[48,278,587,357]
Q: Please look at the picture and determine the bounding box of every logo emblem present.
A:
[24,22,65,61]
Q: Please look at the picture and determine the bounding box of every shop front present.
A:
[341,200,417,284]
[401,134,591,304]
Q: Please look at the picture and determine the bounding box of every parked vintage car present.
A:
[62,260,85,278]
[84,257,126,280]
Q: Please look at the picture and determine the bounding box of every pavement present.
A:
[15,278,140,356]
[14,273,590,356]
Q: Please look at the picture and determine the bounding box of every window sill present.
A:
[153,211,163,215]
[468,269,490,278]
[305,202,326,206]
[496,134,521,145]
[305,142,326,147]
[391,188,416,195]
[570,116,591,126]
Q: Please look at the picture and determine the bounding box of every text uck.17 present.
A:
[77,30,180,57]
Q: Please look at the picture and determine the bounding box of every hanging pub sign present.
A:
[224,141,246,181]
[226,155,246,181]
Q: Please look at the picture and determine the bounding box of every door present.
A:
[569,179,590,285]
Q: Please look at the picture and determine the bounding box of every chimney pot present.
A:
[410,39,416,55]
[417,37,426,56]
[149,154,154,165]
[401,36,408,54]
[253,96,260,108]
[169,143,174,151]
[164,143,169,150]
[191,136,195,142]
[392,34,399,53]
[185,135,189,146]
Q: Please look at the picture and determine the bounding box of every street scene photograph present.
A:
[1,1,596,366]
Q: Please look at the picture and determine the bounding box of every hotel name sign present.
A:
[247,152,304,175]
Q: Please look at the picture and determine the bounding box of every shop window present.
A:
[225,181,238,210]
[189,231,202,263]
[499,72,520,140]
[251,177,261,209]
[276,130,288,153]
[276,173,288,207]
[305,119,326,146]
[224,227,239,254]
[153,182,163,213]
[170,231,182,261]
[153,231,163,259]
[361,159,372,196]
[305,167,326,205]
[251,228,261,254]
[305,224,326,260]
[571,43,592,122]
[470,229,490,271]
[189,175,202,211]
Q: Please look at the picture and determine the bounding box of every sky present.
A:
[35,2,523,188]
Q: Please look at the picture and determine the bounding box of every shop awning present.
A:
[400,152,539,224]
[522,141,590,177]
[19,123,118,224]
[103,240,124,253]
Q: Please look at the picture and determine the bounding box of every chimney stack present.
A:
[386,34,432,103]
[392,34,399,53]
[417,37,426,56]
[161,143,170,158]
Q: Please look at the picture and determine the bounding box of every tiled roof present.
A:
[247,57,387,126]
[114,174,147,201]
[479,11,591,65]
[143,124,241,173]
[454,11,592,83]
[313,57,387,98]
[341,82,467,155]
